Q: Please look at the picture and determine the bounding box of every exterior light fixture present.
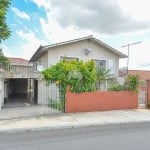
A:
[85,47,92,55]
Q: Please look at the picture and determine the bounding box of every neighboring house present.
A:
[119,67,128,77]
[128,70,150,107]
[30,35,127,104]
[119,69,150,82]
[119,69,150,90]
[128,70,150,81]
[7,57,33,78]
[128,70,150,89]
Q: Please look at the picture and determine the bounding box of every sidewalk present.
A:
[0,108,150,133]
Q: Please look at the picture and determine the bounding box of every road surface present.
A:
[0,122,150,150]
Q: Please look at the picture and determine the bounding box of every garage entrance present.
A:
[4,78,37,108]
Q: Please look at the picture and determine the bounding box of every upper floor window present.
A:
[94,59,106,69]
[60,56,79,62]
[93,59,116,75]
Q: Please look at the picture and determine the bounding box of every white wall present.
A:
[35,39,121,106]
[47,40,119,77]
[37,52,48,68]
[0,78,4,109]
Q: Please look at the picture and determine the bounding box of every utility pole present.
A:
[121,41,141,75]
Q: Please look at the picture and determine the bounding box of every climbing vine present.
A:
[42,59,96,94]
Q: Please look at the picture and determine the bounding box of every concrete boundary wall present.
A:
[66,89,138,113]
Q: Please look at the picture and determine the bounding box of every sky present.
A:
[1,0,150,70]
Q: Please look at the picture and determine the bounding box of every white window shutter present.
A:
[108,59,115,74]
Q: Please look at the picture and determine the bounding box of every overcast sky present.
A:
[1,0,150,70]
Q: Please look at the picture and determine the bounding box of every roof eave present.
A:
[29,45,47,62]
[90,37,127,58]
[43,35,93,50]
[29,35,127,61]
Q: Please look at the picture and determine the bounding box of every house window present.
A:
[94,59,106,69]
[60,56,79,62]
[33,61,42,71]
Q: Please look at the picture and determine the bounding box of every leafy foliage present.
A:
[96,67,110,81]
[0,0,11,42]
[0,49,10,69]
[42,59,96,94]
[96,67,111,90]
[48,99,65,111]
[108,83,124,91]
[124,74,140,92]
[109,74,140,92]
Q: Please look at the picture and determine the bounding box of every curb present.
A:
[1,120,150,134]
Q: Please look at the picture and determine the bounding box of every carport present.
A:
[4,78,37,108]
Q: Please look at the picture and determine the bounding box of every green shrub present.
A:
[108,74,140,92]
[108,83,123,91]
[42,59,96,94]
[48,100,65,111]
[124,74,140,92]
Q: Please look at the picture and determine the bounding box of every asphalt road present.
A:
[0,122,150,150]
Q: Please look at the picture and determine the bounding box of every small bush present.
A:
[48,100,65,111]
[108,83,123,91]
[124,74,140,92]
[108,74,140,92]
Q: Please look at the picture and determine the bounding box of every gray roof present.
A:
[30,35,127,62]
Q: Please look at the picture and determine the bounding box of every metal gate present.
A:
[38,80,65,113]
[138,80,147,108]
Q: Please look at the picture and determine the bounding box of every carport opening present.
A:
[4,78,37,108]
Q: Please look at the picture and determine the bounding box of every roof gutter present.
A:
[29,45,48,62]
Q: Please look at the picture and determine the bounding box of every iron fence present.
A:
[95,79,115,91]
[38,80,65,112]
[0,61,41,78]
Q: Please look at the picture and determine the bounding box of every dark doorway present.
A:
[9,79,27,98]
[4,78,30,108]
[33,79,38,105]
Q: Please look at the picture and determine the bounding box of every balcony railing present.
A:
[0,62,48,78]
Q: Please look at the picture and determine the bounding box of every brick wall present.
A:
[66,89,138,113]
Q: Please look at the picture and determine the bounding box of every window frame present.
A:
[93,59,107,69]
[60,56,79,62]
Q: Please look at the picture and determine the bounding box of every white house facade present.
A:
[30,35,126,76]
[30,35,127,106]
[0,35,127,111]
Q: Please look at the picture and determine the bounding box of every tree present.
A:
[0,49,8,61]
[0,49,10,69]
[0,0,11,42]
[96,67,111,90]
[96,67,110,81]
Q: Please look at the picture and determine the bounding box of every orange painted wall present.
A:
[66,90,138,113]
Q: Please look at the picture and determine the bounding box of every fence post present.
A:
[146,80,150,108]
[0,78,4,110]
